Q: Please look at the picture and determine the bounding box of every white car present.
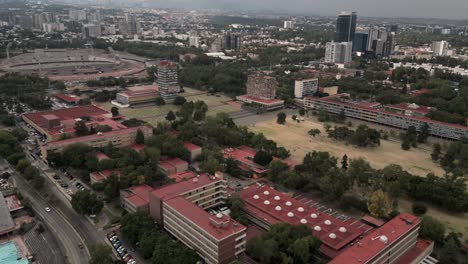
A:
[45,207,51,213]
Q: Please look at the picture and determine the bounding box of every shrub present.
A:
[412,202,428,216]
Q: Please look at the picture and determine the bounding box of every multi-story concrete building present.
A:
[236,72,284,110]
[330,213,434,264]
[116,85,158,106]
[156,60,180,103]
[40,125,153,159]
[189,36,200,48]
[325,41,353,64]
[223,33,242,50]
[82,24,101,38]
[294,78,319,99]
[432,41,449,56]
[283,20,294,29]
[149,174,246,264]
[304,95,468,140]
[120,184,153,213]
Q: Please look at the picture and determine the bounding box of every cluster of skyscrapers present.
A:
[325,11,397,64]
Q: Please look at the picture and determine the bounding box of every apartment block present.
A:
[157,60,180,103]
[149,174,246,264]
[295,78,319,98]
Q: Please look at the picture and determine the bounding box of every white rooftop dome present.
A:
[380,235,388,244]
[339,227,347,233]
[310,213,318,219]
[253,195,259,200]
[300,219,307,224]
[274,195,280,201]
[297,207,305,212]
[329,233,337,239]
[314,226,321,231]
[263,190,270,195]
[287,212,294,217]
[285,201,292,206]
[216,213,223,219]
[275,206,282,211]
[324,220,332,225]
[264,200,270,205]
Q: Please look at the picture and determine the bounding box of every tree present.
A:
[438,236,460,264]
[401,138,411,150]
[135,129,145,144]
[89,244,114,264]
[419,216,446,243]
[431,143,442,161]
[292,115,297,121]
[299,108,306,116]
[227,194,249,226]
[268,160,289,182]
[308,129,321,137]
[16,159,31,173]
[155,97,165,105]
[110,106,119,117]
[367,190,392,219]
[417,123,430,143]
[71,190,104,215]
[193,110,205,122]
[412,202,427,216]
[165,110,176,121]
[277,112,286,125]
[341,154,348,170]
[253,150,273,166]
[74,121,89,136]
[173,96,187,105]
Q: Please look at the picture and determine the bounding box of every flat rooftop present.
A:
[329,213,420,264]
[0,192,15,235]
[151,174,222,201]
[164,196,246,241]
[238,185,365,255]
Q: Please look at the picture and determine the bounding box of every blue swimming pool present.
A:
[0,242,29,264]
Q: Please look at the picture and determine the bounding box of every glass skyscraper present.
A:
[335,11,357,42]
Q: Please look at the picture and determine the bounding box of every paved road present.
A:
[5,160,90,264]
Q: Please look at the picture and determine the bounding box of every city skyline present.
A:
[141,0,468,19]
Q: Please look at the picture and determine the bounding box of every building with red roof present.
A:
[238,185,369,258]
[40,125,153,160]
[149,174,246,264]
[89,169,121,184]
[183,142,202,162]
[304,94,468,140]
[330,213,434,264]
[158,157,189,175]
[95,152,110,161]
[53,93,81,105]
[168,171,197,183]
[120,184,154,213]
[236,72,285,111]
[385,103,433,117]
[115,85,158,106]
[22,105,120,142]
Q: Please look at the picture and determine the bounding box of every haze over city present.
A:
[0,0,467,264]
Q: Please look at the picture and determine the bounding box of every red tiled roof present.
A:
[125,184,154,208]
[329,213,420,264]
[90,169,121,181]
[169,171,197,183]
[307,95,468,130]
[386,103,432,115]
[151,174,221,201]
[164,196,246,240]
[361,215,385,227]
[238,185,364,255]
[95,152,110,161]
[119,85,158,97]
[4,195,23,212]
[53,93,80,103]
[183,142,201,152]
[23,105,108,126]
[43,125,150,149]
[394,239,433,264]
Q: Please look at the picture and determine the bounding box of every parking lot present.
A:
[107,231,138,264]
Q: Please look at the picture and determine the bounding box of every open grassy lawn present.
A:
[248,117,445,177]
[97,87,239,126]
[398,199,468,238]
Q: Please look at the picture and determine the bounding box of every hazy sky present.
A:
[149,0,468,19]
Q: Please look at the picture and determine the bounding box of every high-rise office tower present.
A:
[353,32,369,52]
[432,41,449,56]
[335,11,357,43]
[157,61,180,103]
[325,41,353,64]
[284,20,294,29]
[223,33,242,50]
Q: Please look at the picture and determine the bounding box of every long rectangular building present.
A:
[149,174,246,264]
[304,95,468,140]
